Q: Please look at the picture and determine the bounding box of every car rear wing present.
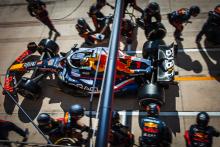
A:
[157,44,175,83]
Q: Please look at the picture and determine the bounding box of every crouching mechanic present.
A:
[139,103,172,147]
[121,18,136,51]
[184,112,220,147]
[168,6,200,41]
[75,18,105,46]
[37,113,65,143]
[37,104,91,144]
[109,111,134,147]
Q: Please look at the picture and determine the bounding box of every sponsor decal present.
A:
[15,50,32,62]
[37,61,43,65]
[4,76,14,92]
[47,59,54,66]
[24,62,36,68]
[70,83,99,92]
[144,122,158,128]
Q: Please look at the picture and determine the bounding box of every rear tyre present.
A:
[138,83,165,108]
[54,138,80,146]
[142,40,166,59]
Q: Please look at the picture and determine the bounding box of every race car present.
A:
[3,39,175,105]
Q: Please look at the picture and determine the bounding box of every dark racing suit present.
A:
[143,7,161,26]
[38,119,65,143]
[168,8,191,39]
[109,122,134,147]
[142,8,162,39]
[121,19,135,44]
[57,112,90,144]
[123,0,143,17]
[184,124,220,147]
[75,19,97,45]
[140,117,172,147]
[27,0,59,35]
[196,10,220,43]
[90,11,111,38]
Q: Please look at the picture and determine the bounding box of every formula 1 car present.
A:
[3,39,175,105]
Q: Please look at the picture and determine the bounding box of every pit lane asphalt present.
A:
[0,0,220,146]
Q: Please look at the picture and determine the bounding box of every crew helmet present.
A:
[148,2,160,14]
[146,103,160,116]
[112,111,120,123]
[69,104,85,119]
[196,112,209,127]
[37,113,52,126]
[189,5,200,17]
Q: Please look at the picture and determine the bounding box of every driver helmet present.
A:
[112,111,120,124]
[148,2,160,14]
[80,57,89,66]
[145,103,160,117]
[69,53,88,67]
[68,104,85,120]
[196,112,209,127]
[37,113,52,126]
[189,5,200,17]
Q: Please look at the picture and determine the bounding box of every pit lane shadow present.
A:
[138,84,181,136]
[175,39,202,73]
[18,95,44,123]
[197,39,220,82]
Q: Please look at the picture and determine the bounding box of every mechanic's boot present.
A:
[175,36,184,41]
[23,128,29,141]
[48,30,53,39]
[55,31,61,37]
[174,31,183,41]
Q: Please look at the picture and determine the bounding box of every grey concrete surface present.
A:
[0,0,220,146]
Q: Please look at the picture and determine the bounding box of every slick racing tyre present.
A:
[54,138,81,146]
[37,39,59,58]
[17,78,41,100]
[138,83,165,107]
[145,22,167,41]
[142,40,166,59]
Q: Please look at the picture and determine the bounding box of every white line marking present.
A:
[82,111,220,117]
[119,110,127,125]
[125,48,220,54]
[120,111,220,116]
[2,111,220,117]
